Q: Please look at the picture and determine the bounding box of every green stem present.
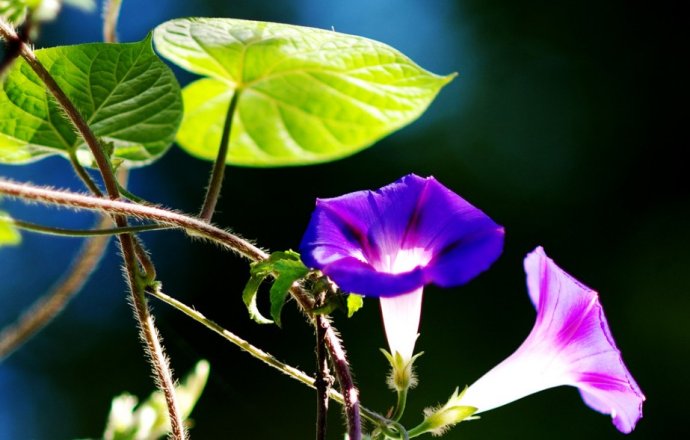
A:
[8,218,168,237]
[67,149,103,196]
[392,388,408,422]
[146,286,389,429]
[199,90,241,222]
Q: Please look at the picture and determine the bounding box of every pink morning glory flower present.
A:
[299,174,504,362]
[460,247,645,433]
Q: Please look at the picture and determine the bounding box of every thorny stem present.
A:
[199,90,241,222]
[7,217,168,237]
[0,178,364,438]
[147,286,391,431]
[0,215,112,361]
[0,22,186,439]
[315,293,332,440]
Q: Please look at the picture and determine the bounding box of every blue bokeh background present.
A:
[1,0,686,438]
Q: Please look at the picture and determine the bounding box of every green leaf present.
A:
[153,17,454,167]
[0,0,27,24]
[0,210,21,247]
[102,360,210,440]
[241,269,273,325]
[269,257,309,327]
[242,250,309,327]
[0,36,182,168]
[346,293,364,318]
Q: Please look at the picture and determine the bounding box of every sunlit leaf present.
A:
[153,17,454,166]
[0,210,21,247]
[346,293,364,318]
[0,0,26,24]
[242,250,309,327]
[101,360,210,440]
[0,36,182,168]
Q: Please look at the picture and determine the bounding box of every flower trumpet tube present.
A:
[460,247,645,433]
[299,173,504,365]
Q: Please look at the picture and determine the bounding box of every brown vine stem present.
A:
[147,286,390,430]
[315,293,332,440]
[0,178,363,439]
[0,21,186,440]
[0,215,112,361]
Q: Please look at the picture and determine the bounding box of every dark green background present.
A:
[0,0,686,439]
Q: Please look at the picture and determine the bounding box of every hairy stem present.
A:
[0,178,362,438]
[0,23,186,439]
[122,237,186,439]
[7,217,167,237]
[315,293,331,440]
[147,286,388,429]
[199,90,241,222]
[0,179,268,260]
[0,215,112,361]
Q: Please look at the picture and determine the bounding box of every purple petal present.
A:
[462,247,644,433]
[299,174,504,296]
[525,247,644,434]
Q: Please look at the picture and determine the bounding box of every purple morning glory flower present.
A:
[300,174,504,361]
[460,247,645,433]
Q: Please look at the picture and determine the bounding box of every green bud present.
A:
[409,387,477,437]
[381,349,423,392]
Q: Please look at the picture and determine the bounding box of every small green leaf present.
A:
[0,0,27,24]
[153,18,454,167]
[346,293,364,318]
[242,270,273,325]
[242,251,309,327]
[0,210,21,247]
[269,258,309,327]
[0,36,182,168]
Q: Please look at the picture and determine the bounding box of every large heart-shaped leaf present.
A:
[153,18,454,167]
[0,36,182,168]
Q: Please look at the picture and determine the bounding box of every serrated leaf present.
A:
[0,36,182,168]
[153,17,454,167]
[346,293,364,318]
[0,210,21,247]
